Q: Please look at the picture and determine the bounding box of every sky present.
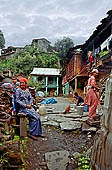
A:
[0,0,112,47]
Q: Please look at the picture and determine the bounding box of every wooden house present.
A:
[62,46,89,97]
[82,10,112,80]
[62,10,112,97]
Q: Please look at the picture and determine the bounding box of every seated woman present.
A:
[16,78,42,140]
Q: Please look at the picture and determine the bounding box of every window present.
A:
[48,77,53,84]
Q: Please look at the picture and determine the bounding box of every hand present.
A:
[96,87,100,91]
[27,104,31,109]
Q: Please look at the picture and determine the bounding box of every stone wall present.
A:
[91,73,112,170]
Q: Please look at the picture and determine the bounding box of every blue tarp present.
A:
[41,98,57,104]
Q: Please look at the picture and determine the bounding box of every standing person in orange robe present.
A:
[84,69,100,122]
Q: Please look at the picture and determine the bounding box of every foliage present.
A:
[77,151,92,170]
[54,37,74,58]
[13,135,20,141]
[0,152,9,165]
[0,45,59,75]
[28,76,43,91]
[0,30,5,48]
[99,50,109,57]
[44,91,49,97]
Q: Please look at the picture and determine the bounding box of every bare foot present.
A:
[28,134,38,140]
[37,134,46,138]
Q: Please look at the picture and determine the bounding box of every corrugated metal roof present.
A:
[30,68,60,76]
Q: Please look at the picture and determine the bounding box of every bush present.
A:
[77,151,92,170]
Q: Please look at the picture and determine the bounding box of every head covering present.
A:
[92,69,99,73]
[19,78,27,83]
[19,78,28,89]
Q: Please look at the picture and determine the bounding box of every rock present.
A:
[81,112,89,117]
[72,152,80,159]
[39,161,47,166]
[80,117,88,122]
[87,135,91,138]
[45,150,69,170]
[60,121,81,131]
[64,113,81,118]
[82,123,97,132]
[42,121,59,127]
[40,115,48,122]
[47,114,74,123]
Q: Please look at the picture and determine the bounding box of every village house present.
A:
[62,10,112,97]
[82,9,112,80]
[0,46,23,59]
[30,68,60,96]
[62,45,89,97]
[31,38,52,52]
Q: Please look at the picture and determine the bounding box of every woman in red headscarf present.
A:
[16,78,42,140]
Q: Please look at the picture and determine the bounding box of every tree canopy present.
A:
[0,30,5,49]
[0,45,59,76]
[54,37,74,58]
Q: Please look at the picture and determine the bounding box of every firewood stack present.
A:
[0,86,12,141]
[0,85,24,168]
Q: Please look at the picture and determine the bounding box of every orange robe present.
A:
[84,76,99,120]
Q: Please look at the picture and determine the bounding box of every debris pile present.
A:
[0,86,23,169]
[0,86,12,141]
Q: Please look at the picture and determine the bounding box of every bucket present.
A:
[39,104,46,115]
[84,105,88,112]
[77,106,84,115]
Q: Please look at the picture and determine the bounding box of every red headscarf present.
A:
[19,78,28,89]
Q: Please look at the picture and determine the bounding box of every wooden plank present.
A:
[3,165,24,168]
[20,117,27,137]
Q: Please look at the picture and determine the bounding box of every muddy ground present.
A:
[24,126,95,170]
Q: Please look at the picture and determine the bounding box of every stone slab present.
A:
[82,123,97,132]
[42,121,59,127]
[60,121,81,131]
[40,115,48,122]
[45,150,69,170]
[47,114,74,123]
[64,113,81,118]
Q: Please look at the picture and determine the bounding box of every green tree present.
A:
[54,37,74,58]
[0,45,59,75]
[0,30,5,48]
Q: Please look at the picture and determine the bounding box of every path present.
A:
[24,97,97,170]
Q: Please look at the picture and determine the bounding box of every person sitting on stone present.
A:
[16,78,43,140]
